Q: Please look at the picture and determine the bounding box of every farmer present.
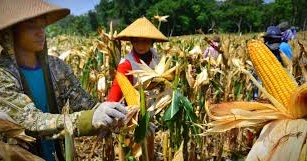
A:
[277,21,295,60]
[262,26,285,65]
[0,0,128,161]
[107,17,168,102]
[203,35,222,59]
[107,17,168,160]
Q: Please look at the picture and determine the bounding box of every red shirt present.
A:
[107,50,152,102]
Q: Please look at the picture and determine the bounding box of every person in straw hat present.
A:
[107,17,168,160]
[0,0,128,160]
[107,16,168,101]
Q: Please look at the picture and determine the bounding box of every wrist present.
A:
[76,110,96,136]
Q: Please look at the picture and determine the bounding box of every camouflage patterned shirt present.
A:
[0,29,98,137]
[0,54,99,138]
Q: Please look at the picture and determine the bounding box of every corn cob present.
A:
[247,40,297,115]
[116,72,140,107]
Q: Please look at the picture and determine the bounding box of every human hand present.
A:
[92,102,128,129]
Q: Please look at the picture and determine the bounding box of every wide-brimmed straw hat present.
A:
[0,0,70,31]
[115,17,168,42]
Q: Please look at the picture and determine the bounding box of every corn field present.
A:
[46,29,307,161]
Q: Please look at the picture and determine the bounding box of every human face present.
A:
[13,16,47,53]
[131,38,153,54]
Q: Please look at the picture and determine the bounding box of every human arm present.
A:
[0,68,127,138]
[49,56,98,111]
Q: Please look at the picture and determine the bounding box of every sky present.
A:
[45,0,100,16]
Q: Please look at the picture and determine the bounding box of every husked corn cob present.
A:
[247,40,297,110]
[116,72,140,107]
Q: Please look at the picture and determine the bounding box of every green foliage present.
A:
[134,112,150,143]
[164,90,181,121]
[46,0,306,36]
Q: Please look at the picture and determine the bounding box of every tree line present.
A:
[46,0,307,37]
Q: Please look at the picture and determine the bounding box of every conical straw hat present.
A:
[0,0,70,31]
[116,17,168,42]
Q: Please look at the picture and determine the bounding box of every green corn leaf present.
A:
[64,124,74,161]
[134,112,150,143]
[63,101,75,161]
[81,60,91,89]
[127,156,138,161]
[163,89,181,121]
[180,95,200,143]
[180,96,197,122]
[139,82,146,116]
[96,51,103,68]
[234,80,242,99]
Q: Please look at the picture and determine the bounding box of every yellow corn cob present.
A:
[247,40,297,112]
[116,72,140,107]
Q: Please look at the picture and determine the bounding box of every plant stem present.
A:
[141,139,149,161]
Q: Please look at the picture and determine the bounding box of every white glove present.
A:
[92,102,128,129]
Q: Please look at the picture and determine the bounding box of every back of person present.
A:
[280,41,292,60]
[263,26,283,64]
[203,35,221,59]
[277,21,295,60]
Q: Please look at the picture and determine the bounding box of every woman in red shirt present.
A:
[107,17,168,102]
[107,17,168,160]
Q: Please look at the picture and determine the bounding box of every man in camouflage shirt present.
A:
[0,0,128,160]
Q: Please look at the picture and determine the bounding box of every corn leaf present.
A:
[164,89,180,121]
[172,141,184,161]
[134,112,150,143]
[180,96,197,122]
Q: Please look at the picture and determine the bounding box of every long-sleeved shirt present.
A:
[107,48,159,102]
[203,41,220,59]
[279,42,292,60]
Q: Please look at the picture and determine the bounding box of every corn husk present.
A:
[205,40,307,160]
[0,112,35,142]
[0,141,44,161]
[127,55,177,88]
[246,119,307,161]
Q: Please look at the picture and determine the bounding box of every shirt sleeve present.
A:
[0,68,96,138]
[50,56,99,111]
[203,47,209,57]
[107,59,133,102]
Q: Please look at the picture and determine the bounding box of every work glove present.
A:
[92,102,128,129]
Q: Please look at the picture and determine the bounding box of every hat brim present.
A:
[115,17,168,42]
[1,9,69,30]
[262,35,282,39]
[0,0,70,31]
[115,36,168,42]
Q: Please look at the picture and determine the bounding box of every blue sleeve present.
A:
[279,43,292,60]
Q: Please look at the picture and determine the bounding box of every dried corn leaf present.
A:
[127,57,176,86]
[193,67,209,90]
[206,102,286,121]
[205,119,266,133]
[172,141,184,161]
[0,141,44,161]
[0,112,35,142]
[186,64,195,87]
[289,83,307,118]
